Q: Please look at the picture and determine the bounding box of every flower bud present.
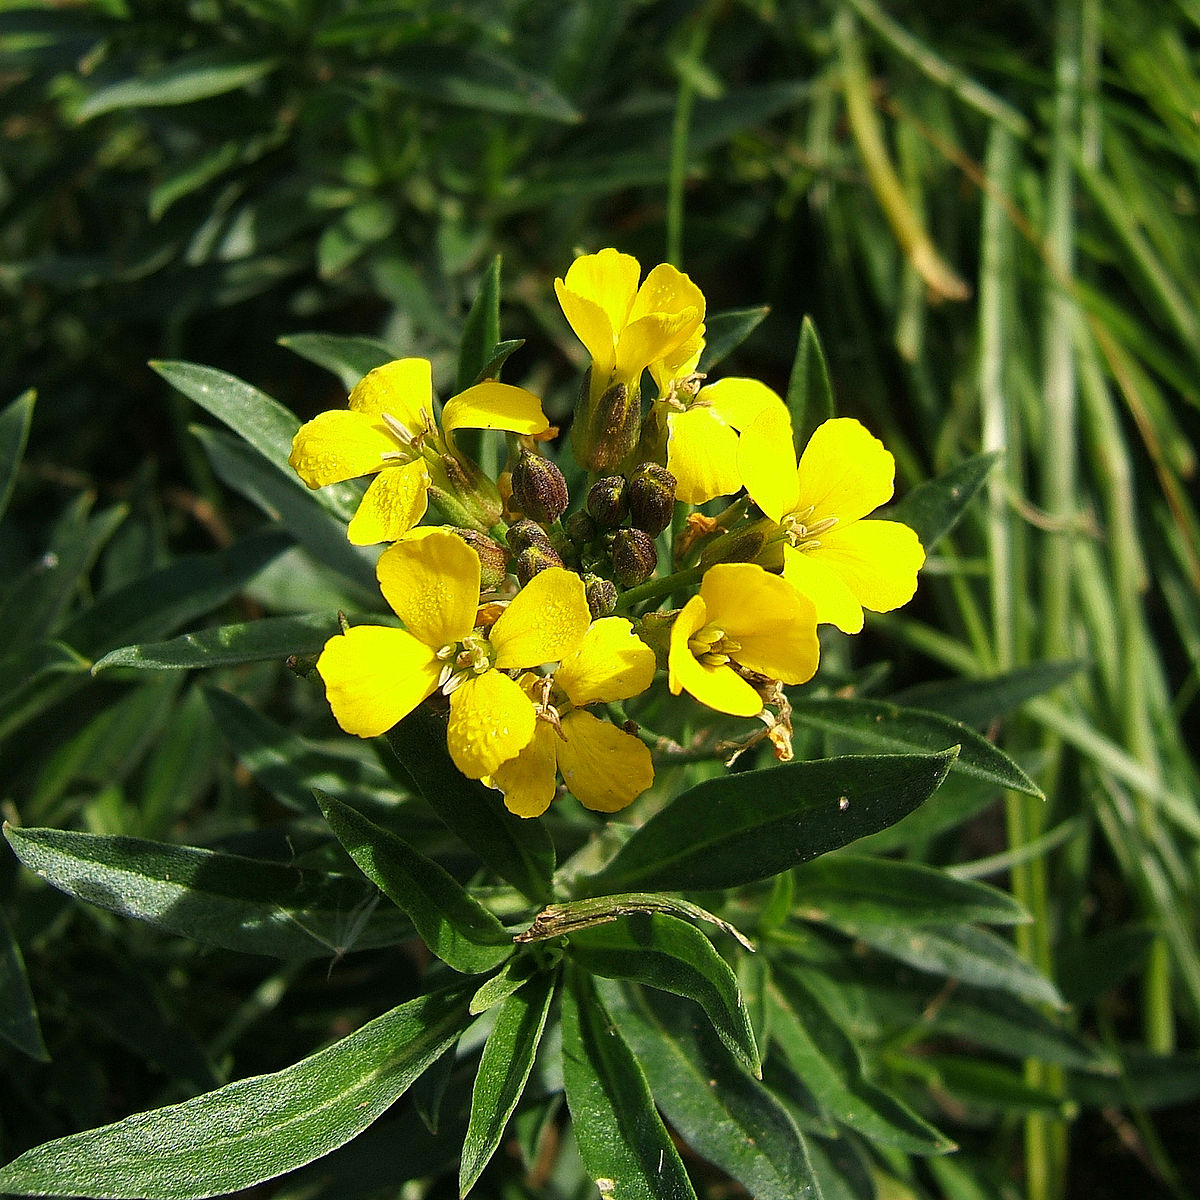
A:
[584,575,618,619]
[570,374,640,473]
[451,528,510,589]
[564,509,597,547]
[701,522,769,568]
[628,463,676,537]
[586,476,628,529]
[516,544,563,587]
[611,527,657,588]
[510,450,569,524]
[506,519,556,557]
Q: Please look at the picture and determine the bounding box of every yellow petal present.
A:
[376,528,480,646]
[626,263,706,326]
[649,324,705,397]
[668,595,765,718]
[554,282,617,380]
[491,567,590,669]
[558,710,654,813]
[442,381,550,437]
[556,617,656,706]
[490,720,560,818]
[447,670,537,779]
[797,418,895,526]
[615,308,700,383]
[700,377,782,432]
[347,358,433,431]
[347,459,430,545]
[288,409,394,487]
[667,406,742,505]
[699,564,819,685]
[812,519,925,614]
[781,545,865,633]
[737,402,800,523]
[562,248,641,334]
[317,626,439,738]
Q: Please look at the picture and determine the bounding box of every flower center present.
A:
[663,371,706,410]
[378,409,435,462]
[687,623,743,668]
[435,633,494,694]
[782,505,838,550]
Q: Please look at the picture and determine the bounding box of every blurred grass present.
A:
[3,1,1200,1197]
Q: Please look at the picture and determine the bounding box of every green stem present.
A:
[614,564,705,613]
[666,10,713,267]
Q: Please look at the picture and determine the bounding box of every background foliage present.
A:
[3,1,1199,1197]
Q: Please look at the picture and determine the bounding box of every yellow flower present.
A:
[489,619,656,818]
[555,248,705,404]
[738,411,926,633]
[668,563,820,717]
[289,357,549,545]
[317,529,590,779]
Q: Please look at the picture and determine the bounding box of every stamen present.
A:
[381,412,416,445]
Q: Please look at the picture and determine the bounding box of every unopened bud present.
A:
[507,519,555,557]
[570,373,640,473]
[628,463,676,537]
[510,450,569,523]
[611,528,657,587]
[586,476,628,529]
[584,575,618,619]
[701,523,769,568]
[564,509,597,547]
[516,544,563,587]
[451,528,510,589]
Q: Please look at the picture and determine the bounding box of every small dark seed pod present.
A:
[563,509,597,547]
[611,527,657,588]
[506,518,556,556]
[516,544,564,587]
[510,450,569,524]
[584,575,618,619]
[628,463,676,537]
[586,476,629,529]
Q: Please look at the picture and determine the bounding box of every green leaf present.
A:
[93,613,341,672]
[457,256,502,394]
[769,973,954,1155]
[3,824,412,959]
[560,966,698,1200]
[792,854,1028,927]
[0,389,34,525]
[61,531,292,658]
[471,339,525,386]
[600,980,819,1200]
[317,793,512,975]
[384,706,554,905]
[379,46,580,122]
[790,697,1042,798]
[0,984,472,1199]
[885,452,999,550]
[0,908,48,1062]
[589,750,957,894]
[468,954,538,1015]
[698,306,770,373]
[889,660,1082,728]
[277,333,397,391]
[459,971,556,1195]
[786,317,835,441]
[913,1055,1072,1117]
[567,911,759,1077]
[77,51,278,118]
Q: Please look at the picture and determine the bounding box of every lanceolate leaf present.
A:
[567,912,760,1077]
[886,451,999,550]
[460,971,556,1195]
[317,793,512,975]
[786,316,835,442]
[589,750,957,894]
[0,985,473,1199]
[278,332,397,390]
[699,306,771,373]
[0,908,48,1062]
[385,706,554,905]
[457,256,502,394]
[561,967,698,1200]
[600,980,818,1200]
[3,825,412,959]
[0,390,35,525]
[790,698,1042,798]
[889,660,1083,728]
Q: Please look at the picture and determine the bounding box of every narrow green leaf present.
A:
[560,967,698,1200]
[277,333,397,391]
[471,339,525,386]
[77,52,278,118]
[0,390,35,525]
[915,1055,1072,1116]
[769,974,954,1155]
[590,750,957,894]
[384,706,554,905]
[786,316,835,441]
[317,793,512,975]
[93,613,341,672]
[0,909,48,1062]
[600,980,819,1200]
[890,660,1082,727]
[790,698,1042,798]
[61,531,292,658]
[459,971,555,1195]
[457,256,502,394]
[885,452,999,550]
[3,824,412,959]
[0,985,472,1199]
[567,911,759,1077]
[469,954,537,1015]
[792,854,1027,927]
[698,306,770,373]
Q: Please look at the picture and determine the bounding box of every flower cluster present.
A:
[291,249,925,818]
